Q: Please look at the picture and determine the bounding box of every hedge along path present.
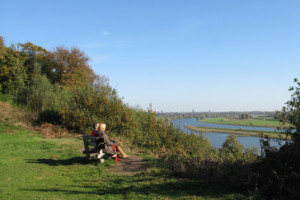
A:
[107,155,148,176]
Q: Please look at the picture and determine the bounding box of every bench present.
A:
[82,135,107,163]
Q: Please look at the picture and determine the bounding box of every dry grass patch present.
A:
[34,123,72,138]
[0,101,33,128]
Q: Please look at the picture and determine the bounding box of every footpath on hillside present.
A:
[107,155,148,176]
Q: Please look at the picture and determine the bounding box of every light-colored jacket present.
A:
[99,131,115,154]
[100,131,114,146]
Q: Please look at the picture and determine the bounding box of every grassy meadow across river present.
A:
[186,126,287,139]
[198,116,284,128]
[183,116,290,139]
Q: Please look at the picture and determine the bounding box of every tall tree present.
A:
[279,78,300,143]
[0,38,26,94]
[50,46,96,88]
[0,36,5,63]
[18,42,48,82]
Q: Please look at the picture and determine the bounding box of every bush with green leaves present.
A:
[12,64,69,115]
[252,78,300,199]
[37,109,62,125]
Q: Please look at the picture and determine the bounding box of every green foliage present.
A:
[220,135,245,162]
[60,86,97,133]
[253,145,300,199]
[18,42,48,82]
[0,44,26,94]
[59,80,133,135]
[215,136,258,188]
[164,133,258,189]
[0,92,11,102]
[37,109,62,125]
[252,78,300,199]
[47,46,96,87]
[137,106,162,150]
[0,37,97,96]
[26,64,68,114]
[278,78,300,141]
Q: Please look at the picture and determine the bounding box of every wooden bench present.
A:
[82,135,106,163]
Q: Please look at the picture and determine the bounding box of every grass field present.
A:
[186,126,288,139]
[199,117,285,128]
[0,123,252,200]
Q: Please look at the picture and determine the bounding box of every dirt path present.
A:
[107,155,148,176]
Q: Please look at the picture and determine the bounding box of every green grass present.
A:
[186,125,287,139]
[0,123,255,200]
[199,117,285,128]
[0,93,11,102]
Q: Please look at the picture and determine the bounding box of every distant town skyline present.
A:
[1,0,299,112]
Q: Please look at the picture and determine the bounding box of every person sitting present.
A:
[91,123,99,136]
[99,123,128,159]
[91,122,117,158]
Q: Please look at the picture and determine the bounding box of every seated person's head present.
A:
[94,123,100,130]
[99,123,106,132]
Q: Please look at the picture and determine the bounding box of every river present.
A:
[171,118,284,151]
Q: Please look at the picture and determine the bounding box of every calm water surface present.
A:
[171,118,283,151]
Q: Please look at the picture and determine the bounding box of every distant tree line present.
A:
[156,111,273,121]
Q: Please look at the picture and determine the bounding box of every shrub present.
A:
[219,135,245,162]
[37,109,62,125]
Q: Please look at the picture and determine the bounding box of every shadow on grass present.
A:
[26,157,100,166]
[22,171,245,199]
[23,182,242,199]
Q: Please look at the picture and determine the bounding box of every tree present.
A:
[0,36,5,64]
[278,78,300,143]
[26,64,68,114]
[49,46,96,88]
[18,42,48,81]
[0,36,7,92]
[220,135,245,162]
[253,78,300,199]
[0,39,48,95]
[0,41,27,95]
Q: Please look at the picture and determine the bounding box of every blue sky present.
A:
[1,0,300,112]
